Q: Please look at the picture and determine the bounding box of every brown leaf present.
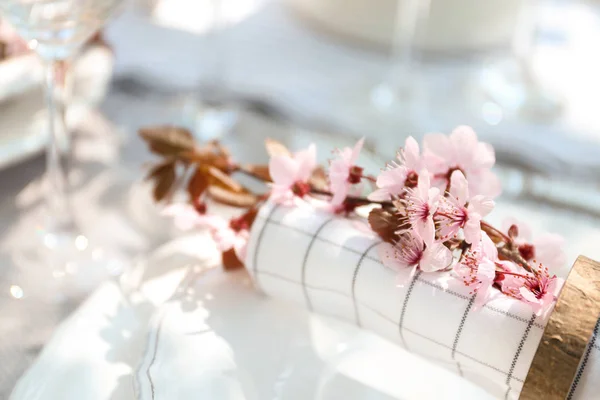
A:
[309,166,328,191]
[207,186,258,208]
[368,208,400,244]
[180,148,230,171]
[265,138,291,158]
[187,166,209,200]
[207,167,244,193]
[243,164,271,182]
[222,248,244,270]
[139,126,195,157]
[240,207,259,227]
[210,140,231,159]
[147,161,176,202]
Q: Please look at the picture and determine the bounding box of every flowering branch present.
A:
[140,125,566,317]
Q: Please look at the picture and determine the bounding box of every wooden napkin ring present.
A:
[521,256,600,399]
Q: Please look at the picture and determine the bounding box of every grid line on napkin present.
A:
[452,295,476,359]
[248,204,599,399]
[252,267,526,383]
[256,212,546,330]
[301,217,335,311]
[398,270,422,350]
[352,241,382,327]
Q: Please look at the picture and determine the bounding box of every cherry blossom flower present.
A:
[369,137,422,201]
[162,203,224,231]
[269,143,317,204]
[500,263,564,318]
[162,203,250,261]
[401,170,440,245]
[436,170,494,244]
[423,126,501,198]
[454,233,498,306]
[379,232,452,277]
[501,218,566,272]
[329,138,364,206]
[212,216,251,262]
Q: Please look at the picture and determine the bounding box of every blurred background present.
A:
[2,0,600,397]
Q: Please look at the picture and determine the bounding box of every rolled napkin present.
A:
[246,202,600,399]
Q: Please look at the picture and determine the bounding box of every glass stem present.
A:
[387,0,431,95]
[203,0,227,103]
[45,59,76,235]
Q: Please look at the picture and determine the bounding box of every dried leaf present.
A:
[210,140,231,159]
[222,248,244,270]
[207,186,258,208]
[309,166,328,191]
[147,161,176,202]
[265,138,291,158]
[180,148,230,171]
[368,208,400,243]
[240,207,259,227]
[243,164,271,182]
[139,126,195,157]
[207,167,244,193]
[187,166,209,200]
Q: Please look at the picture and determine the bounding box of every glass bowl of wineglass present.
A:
[0,0,126,301]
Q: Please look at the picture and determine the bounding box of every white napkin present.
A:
[245,202,600,399]
[12,234,497,400]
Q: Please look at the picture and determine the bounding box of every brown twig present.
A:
[235,165,394,207]
[480,220,511,243]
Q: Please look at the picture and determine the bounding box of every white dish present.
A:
[0,46,114,170]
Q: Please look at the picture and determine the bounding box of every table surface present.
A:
[3,1,600,397]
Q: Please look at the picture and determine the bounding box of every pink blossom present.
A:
[500,263,564,318]
[436,170,494,244]
[423,126,501,198]
[329,138,364,206]
[369,137,422,201]
[401,170,440,246]
[269,144,317,204]
[212,216,250,262]
[501,218,566,272]
[379,232,452,276]
[162,203,250,261]
[454,233,498,306]
[162,203,225,231]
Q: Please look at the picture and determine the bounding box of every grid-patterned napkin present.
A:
[245,202,600,400]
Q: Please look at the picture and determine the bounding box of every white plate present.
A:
[0,46,114,170]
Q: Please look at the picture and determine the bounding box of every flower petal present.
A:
[474,142,496,169]
[481,232,498,261]
[350,137,365,164]
[402,136,421,170]
[463,215,482,244]
[269,155,299,186]
[368,188,392,201]
[396,265,418,288]
[450,125,478,166]
[378,242,409,271]
[294,143,317,181]
[449,170,469,206]
[419,243,452,272]
[417,169,431,198]
[423,133,451,159]
[415,217,436,246]
[468,195,494,217]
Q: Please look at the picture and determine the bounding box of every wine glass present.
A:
[0,0,125,300]
[179,0,238,141]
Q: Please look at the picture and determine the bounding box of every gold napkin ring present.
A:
[521,256,600,399]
